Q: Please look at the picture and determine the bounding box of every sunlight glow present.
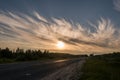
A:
[56,41,65,49]
[0,11,120,52]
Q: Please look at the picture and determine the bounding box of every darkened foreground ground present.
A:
[0,48,87,63]
[0,58,83,80]
[78,52,120,80]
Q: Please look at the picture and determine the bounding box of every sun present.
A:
[56,41,65,49]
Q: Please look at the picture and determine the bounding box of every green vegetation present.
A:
[79,52,120,80]
[0,47,87,63]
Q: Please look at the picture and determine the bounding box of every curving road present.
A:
[0,58,82,80]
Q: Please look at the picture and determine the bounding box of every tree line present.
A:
[0,47,87,62]
[0,47,51,61]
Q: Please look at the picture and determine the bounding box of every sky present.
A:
[0,0,120,54]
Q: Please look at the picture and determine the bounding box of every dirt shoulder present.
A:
[41,58,86,80]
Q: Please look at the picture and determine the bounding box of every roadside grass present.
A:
[0,55,85,64]
[78,53,120,80]
[0,58,15,63]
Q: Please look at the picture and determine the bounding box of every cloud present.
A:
[0,11,120,53]
[113,0,120,12]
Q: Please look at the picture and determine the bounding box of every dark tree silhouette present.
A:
[0,47,88,62]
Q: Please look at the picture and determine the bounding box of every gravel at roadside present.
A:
[41,58,86,80]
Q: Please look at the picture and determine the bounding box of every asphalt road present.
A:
[0,58,82,80]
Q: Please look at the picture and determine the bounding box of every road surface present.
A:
[0,58,82,80]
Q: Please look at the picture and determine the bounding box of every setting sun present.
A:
[56,41,65,49]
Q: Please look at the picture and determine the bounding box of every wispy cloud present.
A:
[113,0,120,12]
[0,11,120,53]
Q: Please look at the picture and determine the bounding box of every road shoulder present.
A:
[41,58,86,80]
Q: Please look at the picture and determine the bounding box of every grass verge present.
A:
[78,53,120,80]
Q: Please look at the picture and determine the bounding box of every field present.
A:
[79,52,120,80]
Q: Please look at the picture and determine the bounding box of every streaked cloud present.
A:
[113,0,120,12]
[0,11,120,53]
